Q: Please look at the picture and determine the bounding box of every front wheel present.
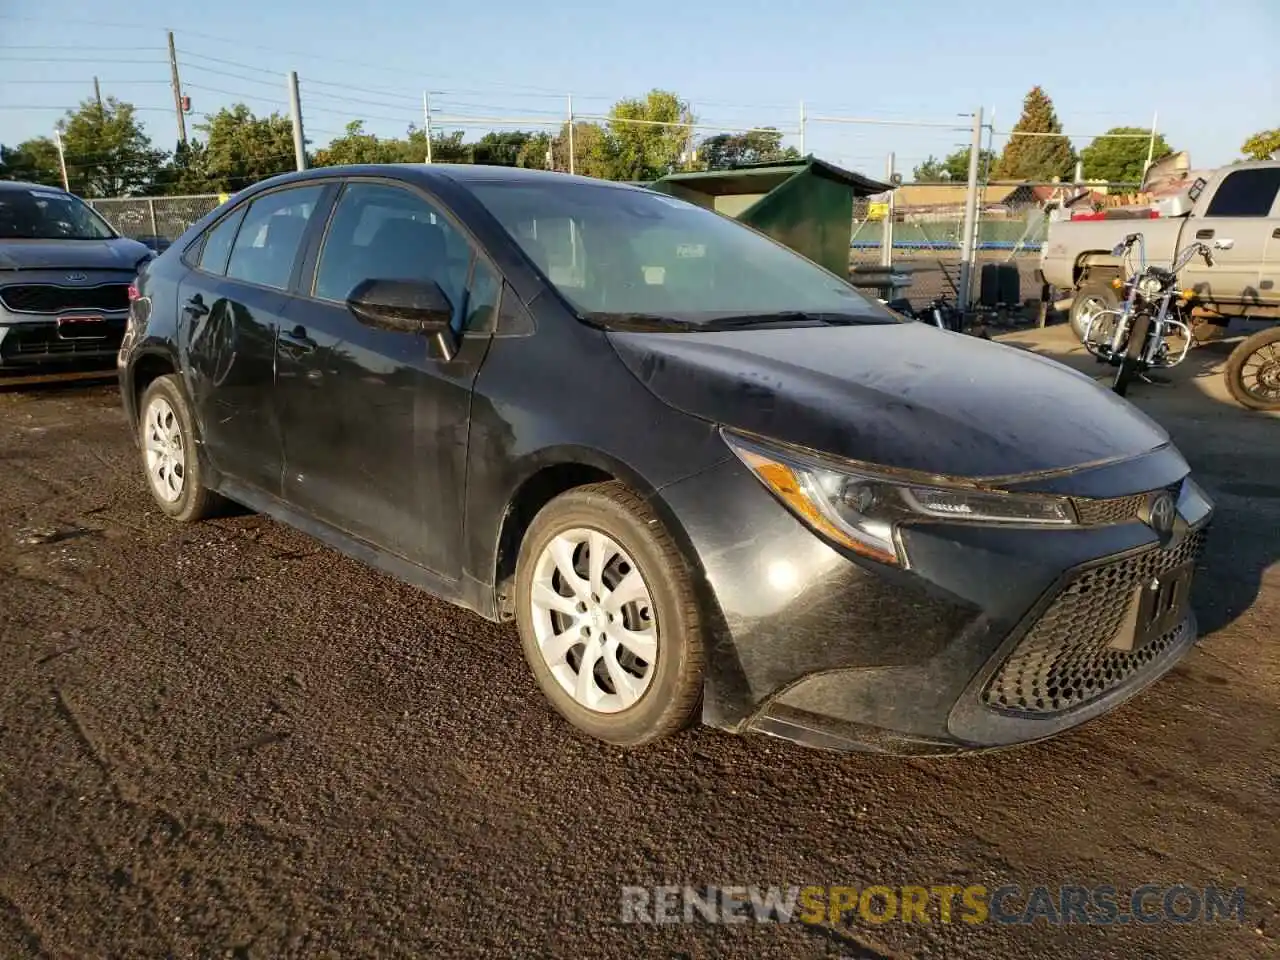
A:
[1113,314,1151,397]
[514,481,705,747]
[1070,277,1121,341]
[1225,326,1280,411]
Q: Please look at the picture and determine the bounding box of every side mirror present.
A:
[346,278,459,360]
[1110,243,1128,257]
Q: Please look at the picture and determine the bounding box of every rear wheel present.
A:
[1070,276,1120,341]
[1225,326,1280,411]
[514,481,705,747]
[1113,314,1150,397]
[137,375,221,522]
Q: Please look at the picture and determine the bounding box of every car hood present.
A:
[608,322,1170,480]
[0,237,152,272]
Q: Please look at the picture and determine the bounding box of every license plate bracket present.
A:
[56,315,108,341]
[1110,562,1194,652]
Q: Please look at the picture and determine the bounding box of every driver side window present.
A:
[313,183,472,317]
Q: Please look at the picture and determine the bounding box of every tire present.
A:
[514,481,705,747]
[137,374,222,522]
[1225,326,1280,411]
[1070,276,1120,341]
[1113,314,1150,397]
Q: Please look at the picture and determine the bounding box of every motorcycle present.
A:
[1081,233,1228,397]
[882,295,964,333]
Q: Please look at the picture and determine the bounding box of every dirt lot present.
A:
[1,326,1276,959]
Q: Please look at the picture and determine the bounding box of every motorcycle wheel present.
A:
[1224,326,1280,411]
[1113,314,1151,397]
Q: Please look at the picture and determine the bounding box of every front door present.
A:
[180,183,331,496]
[275,180,500,577]
[1181,166,1280,309]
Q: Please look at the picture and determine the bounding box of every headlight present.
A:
[1138,275,1164,297]
[725,432,1078,566]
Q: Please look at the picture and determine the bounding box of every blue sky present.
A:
[2,0,1276,179]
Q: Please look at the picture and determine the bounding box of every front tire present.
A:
[1113,314,1150,397]
[1070,277,1120,341]
[1225,327,1280,411]
[137,375,221,522]
[514,481,705,747]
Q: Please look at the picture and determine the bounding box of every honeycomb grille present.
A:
[1072,481,1183,527]
[982,529,1206,715]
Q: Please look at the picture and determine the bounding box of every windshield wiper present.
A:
[702,311,888,330]
[581,312,694,332]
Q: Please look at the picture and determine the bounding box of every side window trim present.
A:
[221,182,337,294]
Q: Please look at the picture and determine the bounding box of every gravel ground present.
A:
[1,328,1276,959]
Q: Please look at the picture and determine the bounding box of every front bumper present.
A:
[0,315,127,374]
[658,448,1213,755]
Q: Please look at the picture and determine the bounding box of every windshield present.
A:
[469,180,892,330]
[0,188,117,241]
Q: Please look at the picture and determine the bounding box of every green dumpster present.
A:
[648,157,890,277]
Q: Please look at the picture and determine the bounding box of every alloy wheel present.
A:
[143,396,186,503]
[528,527,657,714]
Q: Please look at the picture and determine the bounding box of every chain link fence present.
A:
[87,195,223,248]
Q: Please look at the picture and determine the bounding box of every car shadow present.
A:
[996,319,1280,638]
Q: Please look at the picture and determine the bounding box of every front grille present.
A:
[0,322,125,362]
[982,529,1206,715]
[1072,480,1183,526]
[0,283,129,313]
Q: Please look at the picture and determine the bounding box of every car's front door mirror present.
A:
[345,278,460,360]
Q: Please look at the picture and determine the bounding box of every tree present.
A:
[313,120,403,166]
[194,104,299,192]
[552,121,618,178]
[697,129,799,170]
[1241,128,1280,160]
[912,147,995,182]
[994,87,1076,181]
[469,131,532,166]
[0,138,63,187]
[56,97,166,197]
[1079,127,1173,183]
[608,89,693,180]
[516,132,552,170]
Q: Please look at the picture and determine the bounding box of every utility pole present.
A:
[567,94,575,175]
[957,107,984,312]
[167,31,187,146]
[53,129,70,191]
[93,76,103,112]
[422,91,433,163]
[1142,110,1159,181]
[798,101,806,157]
[287,70,307,171]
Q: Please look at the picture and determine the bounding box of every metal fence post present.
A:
[567,94,575,175]
[957,107,984,311]
[799,101,806,156]
[880,152,895,269]
[148,198,158,238]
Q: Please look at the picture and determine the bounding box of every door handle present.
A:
[182,295,209,318]
[280,323,317,353]
[1272,227,1280,239]
[1195,228,1214,239]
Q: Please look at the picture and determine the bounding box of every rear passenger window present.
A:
[197,207,246,276]
[1205,169,1280,218]
[226,186,325,290]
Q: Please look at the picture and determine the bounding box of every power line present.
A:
[0,78,171,85]
[0,104,172,112]
[180,62,289,89]
[0,55,167,64]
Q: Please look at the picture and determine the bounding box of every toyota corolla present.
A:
[118,164,1213,755]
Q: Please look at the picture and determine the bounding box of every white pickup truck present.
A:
[1040,160,1280,409]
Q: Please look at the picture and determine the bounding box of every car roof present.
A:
[0,180,70,194]
[250,163,647,195]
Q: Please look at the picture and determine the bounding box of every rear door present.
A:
[275,179,498,576]
[178,183,332,495]
[1181,166,1280,308]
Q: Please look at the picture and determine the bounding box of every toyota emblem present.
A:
[1144,491,1177,536]
[64,272,88,283]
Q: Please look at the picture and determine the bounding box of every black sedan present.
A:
[117,164,1213,755]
